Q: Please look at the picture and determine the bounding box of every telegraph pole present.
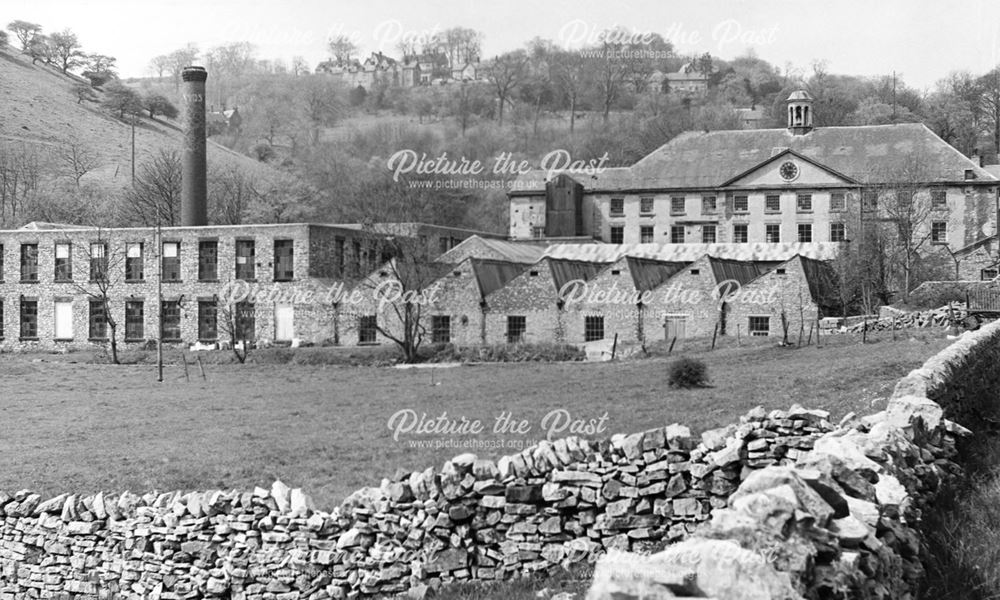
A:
[130,115,136,184]
[891,70,897,121]
[156,217,163,382]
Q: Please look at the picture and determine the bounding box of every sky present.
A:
[10,0,1000,89]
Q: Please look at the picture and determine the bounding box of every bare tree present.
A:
[100,81,143,120]
[149,54,170,80]
[450,81,490,136]
[166,45,199,92]
[551,49,587,133]
[440,27,483,67]
[57,140,100,186]
[291,55,309,76]
[209,164,260,224]
[70,230,124,363]
[835,195,896,313]
[588,29,640,123]
[484,50,529,127]
[298,76,343,145]
[328,35,357,64]
[864,158,937,301]
[6,20,41,51]
[73,83,97,104]
[120,150,181,226]
[336,175,463,363]
[0,142,42,227]
[348,233,448,363]
[49,29,85,74]
[979,68,1000,157]
[143,93,178,120]
[216,300,253,363]
[27,34,52,66]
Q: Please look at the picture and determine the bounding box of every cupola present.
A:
[787,90,814,135]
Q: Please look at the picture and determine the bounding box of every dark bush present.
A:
[668,357,709,388]
[424,342,585,363]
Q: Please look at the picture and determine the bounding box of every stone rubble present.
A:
[845,305,964,333]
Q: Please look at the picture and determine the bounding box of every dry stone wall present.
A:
[0,406,834,600]
[587,321,1000,600]
[1,323,999,600]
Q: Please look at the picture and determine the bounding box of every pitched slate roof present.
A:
[542,242,842,263]
[511,167,634,196]
[625,257,690,292]
[510,123,996,193]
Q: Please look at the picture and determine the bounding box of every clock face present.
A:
[779,161,799,182]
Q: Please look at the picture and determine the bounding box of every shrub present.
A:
[667,357,709,388]
[424,342,585,363]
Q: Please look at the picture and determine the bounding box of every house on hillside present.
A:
[483,258,608,344]
[508,90,999,279]
[735,106,768,129]
[727,255,840,339]
[663,63,710,94]
[207,106,241,136]
[450,62,480,82]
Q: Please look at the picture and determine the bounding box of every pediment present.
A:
[721,150,858,188]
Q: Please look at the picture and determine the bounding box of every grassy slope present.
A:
[0,331,949,510]
[0,47,269,195]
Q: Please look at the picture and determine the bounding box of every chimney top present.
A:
[182,66,208,82]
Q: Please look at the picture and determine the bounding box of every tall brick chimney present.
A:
[181,66,208,227]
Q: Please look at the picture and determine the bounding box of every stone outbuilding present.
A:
[483,258,607,344]
[645,256,766,342]
[561,256,689,344]
[726,255,840,340]
[420,258,530,346]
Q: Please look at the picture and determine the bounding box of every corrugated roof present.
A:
[511,123,996,193]
[797,255,840,307]
[625,257,690,292]
[708,257,763,286]
[547,259,608,293]
[18,222,93,230]
[438,235,548,264]
[543,242,842,263]
[471,259,528,298]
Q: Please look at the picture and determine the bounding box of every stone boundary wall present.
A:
[0,324,998,600]
[589,321,1000,599]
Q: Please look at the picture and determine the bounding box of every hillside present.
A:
[0,46,271,211]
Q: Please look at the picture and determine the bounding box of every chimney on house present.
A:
[972,150,984,168]
[181,66,208,227]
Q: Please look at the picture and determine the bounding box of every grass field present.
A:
[0,330,951,510]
